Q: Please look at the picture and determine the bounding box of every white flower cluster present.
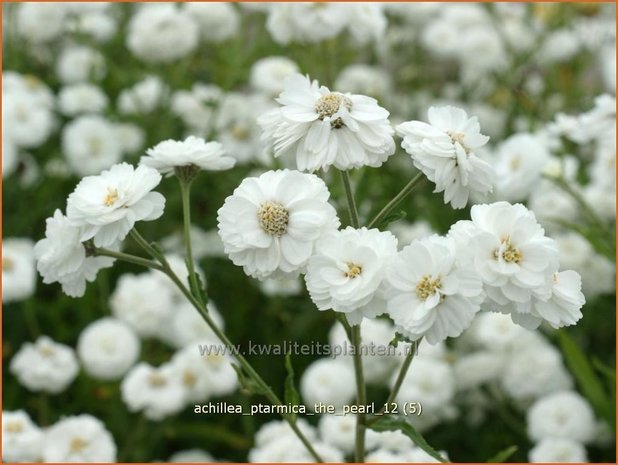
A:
[2,411,116,462]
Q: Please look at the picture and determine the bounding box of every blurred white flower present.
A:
[397,106,493,209]
[58,83,108,116]
[385,235,484,344]
[449,202,564,330]
[169,449,216,463]
[259,276,303,297]
[539,29,581,63]
[266,3,348,45]
[66,163,165,247]
[2,135,18,178]
[62,115,122,176]
[468,312,527,352]
[127,4,199,63]
[388,220,435,248]
[250,429,344,463]
[527,390,596,444]
[529,438,588,463]
[16,2,67,43]
[35,210,115,298]
[254,418,318,448]
[454,351,505,390]
[161,301,225,349]
[112,122,145,155]
[110,271,175,338]
[301,358,356,409]
[141,136,235,176]
[56,45,107,84]
[493,133,550,202]
[171,83,223,134]
[217,169,339,279]
[117,75,168,115]
[170,342,237,402]
[2,410,43,463]
[259,73,395,171]
[250,56,300,97]
[318,414,357,455]
[335,64,392,99]
[3,88,55,149]
[121,362,186,421]
[2,238,36,303]
[10,336,79,394]
[306,227,397,324]
[77,317,141,381]
[184,2,239,42]
[346,3,388,45]
[43,415,116,462]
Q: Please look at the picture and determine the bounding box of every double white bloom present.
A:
[259,73,395,171]
[397,105,493,209]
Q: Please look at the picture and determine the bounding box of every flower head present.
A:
[217,169,339,279]
[42,415,116,462]
[66,163,165,247]
[397,105,493,209]
[258,74,395,171]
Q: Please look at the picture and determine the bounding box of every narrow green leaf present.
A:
[368,416,447,463]
[284,353,301,420]
[557,331,614,428]
[488,445,518,463]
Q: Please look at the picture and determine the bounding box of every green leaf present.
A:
[389,332,414,348]
[378,210,407,229]
[284,353,301,420]
[557,330,614,429]
[185,259,208,306]
[487,445,518,463]
[368,416,447,463]
[231,364,267,396]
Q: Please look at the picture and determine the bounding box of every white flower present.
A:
[250,56,300,97]
[56,45,106,84]
[529,438,588,463]
[3,88,55,149]
[42,415,116,462]
[388,220,435,247]
[2,410,43,463]
[110,271,175,338]
[2,238,36,303]
[183,2,239,42]
[345,3,388,45]
[58,83,108,116]
[35,210,115,298]
[250,435,344,463]
[493,133,550,202]
[397,105,493,209]
[127,4,199,63]
[3,135,18,178]
[121,362,186,421]
[266,3,348,45]
[113,122,145,155]
[16,2,67,43]
[318,414,357,455]
[305,227,397,324]
[77,317,140,380]
[467,312,527,352]
[258,74,395,171]
[335,64,392,98]
[527,391,596,444]
[160,301,225,349]
[117,75,168,115]
[533,270,585,329]
[171,83,223,133]
[301,358,356,409]
[66,163,165,247]
[217,169,339,279]
[170,343,238,402]
[449,202,562,329]
[10,336,79,394]
[141,136,235,175]
[385,235,484,344]
[501,343,572,401]
[454,351,505,390]
[254,418,318,448]
[62,115,122,177]
[260,277,303,297]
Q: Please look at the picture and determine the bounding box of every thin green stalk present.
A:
[368,172,424,229]
[340,170,360,228]
[351,324,367,462]
[125,230,324,462]
[179,179,204,304]
[94,248,164,272]
[368,338,422,424]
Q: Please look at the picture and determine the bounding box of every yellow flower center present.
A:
[257,201,289,237]
[315,93,352,128]
[182,370,197,387]
[2,257,14,271]
[494,236,523,264]
[5,421,23,434]
[39,346,55,358]
[415,275,442,300]
[69,437,88,454]
[447,131,469,153]
[230,124,250,141]
[103,187,119,207]
[344,262,363,279]
[148,372,167,388]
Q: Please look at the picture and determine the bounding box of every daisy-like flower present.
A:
[448,201,574,330]
[66,163,165,247]
[305,227,398,324]
[2,410,44,463]
[258,73,395,172]
[35,209,115,297]
[42,415,116,462]
[396,105,493,209]
[384,235,484,344]
[140,136,235,176]
[217,169,339,279]
[532,270,585,329]
[2,238,36,303]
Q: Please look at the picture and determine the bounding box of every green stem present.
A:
[368,172,424,229]
[123,231,324,462]
[94,248,164,272]
[351,324,367,462]
[179,179,204,304]
[340,170,360,228]
[368,338,422,424]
